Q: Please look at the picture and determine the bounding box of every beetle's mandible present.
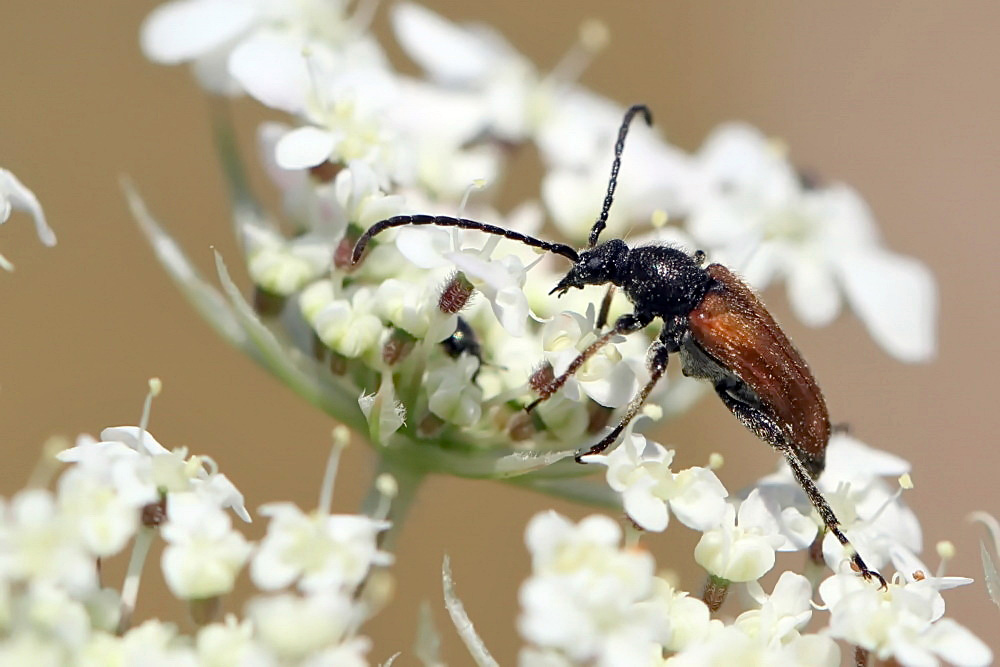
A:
[351,104,886,588]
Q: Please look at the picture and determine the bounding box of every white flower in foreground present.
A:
[196,616,270,666]
[251,502,391,594]
[666,623,840,667]
[687,123,936,362]
[247,591,365,662]
[820,570,991,666]
[160,494,251,599]
[582,429,727,532]
[56,462,142,557]
[6,582,92,650]
[0,489,96,594]
[694,489,802,583]
[519,512,670,666]
[735,571,814,645]
[120,619,197,665]
[57,427,250,523]
[0,167,55,271]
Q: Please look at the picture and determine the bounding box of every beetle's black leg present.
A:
[714,389,887,589]
[526,312,651,412]
[595,285,616,330]
[574,334,670,462]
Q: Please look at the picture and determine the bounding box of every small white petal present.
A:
[836,247,937,362]
[140,0,257,64]
[623,485,669,532]
[275,126,337,170]
[391,3,499,84]
[0,169,55,246]
[923,618,992,666]
[786,252,841,326]
[668,468,728,532]
[229,33,311,114]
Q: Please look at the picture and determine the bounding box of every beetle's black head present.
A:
[550,239,629,297]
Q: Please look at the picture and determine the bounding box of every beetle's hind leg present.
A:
[526,312,651,412]
[714,389,886,589]
[574,331,670,462]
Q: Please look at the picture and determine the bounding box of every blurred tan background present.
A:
[1,1,998,663]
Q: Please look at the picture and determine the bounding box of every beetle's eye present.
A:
[586,256,602,271]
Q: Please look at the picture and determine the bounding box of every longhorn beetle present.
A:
[352,104,886,587]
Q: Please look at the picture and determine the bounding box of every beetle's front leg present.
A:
[526,312,651,412]
[574,328,671,461]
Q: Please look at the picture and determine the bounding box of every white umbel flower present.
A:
[820,570,991,666]
[582,429,727,532]
[0,489,96,594]
[251,502,391,594]
[518,512,671,666]
[160,494,251,599]
[694,489,795,583]
[246,591,362,661]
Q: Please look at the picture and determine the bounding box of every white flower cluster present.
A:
[135,0,937,491]
[0,384,393,665]
[515,509,991,666]
[127,1,991,665]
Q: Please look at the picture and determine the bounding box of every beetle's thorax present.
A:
[620,245,713,318]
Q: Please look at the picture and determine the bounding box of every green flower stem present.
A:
[363,451,427,554]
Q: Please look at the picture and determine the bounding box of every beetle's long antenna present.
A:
[588,103,653,248]
[352,214,580,265]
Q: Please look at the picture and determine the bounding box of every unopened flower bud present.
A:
[382,329,416,366]
[438,272,475,314]
[253,287,286,317]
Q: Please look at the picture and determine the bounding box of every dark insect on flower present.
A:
[352,104,886,588]
[440,316,483,381]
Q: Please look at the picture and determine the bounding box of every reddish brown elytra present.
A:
[352,104,886,588]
